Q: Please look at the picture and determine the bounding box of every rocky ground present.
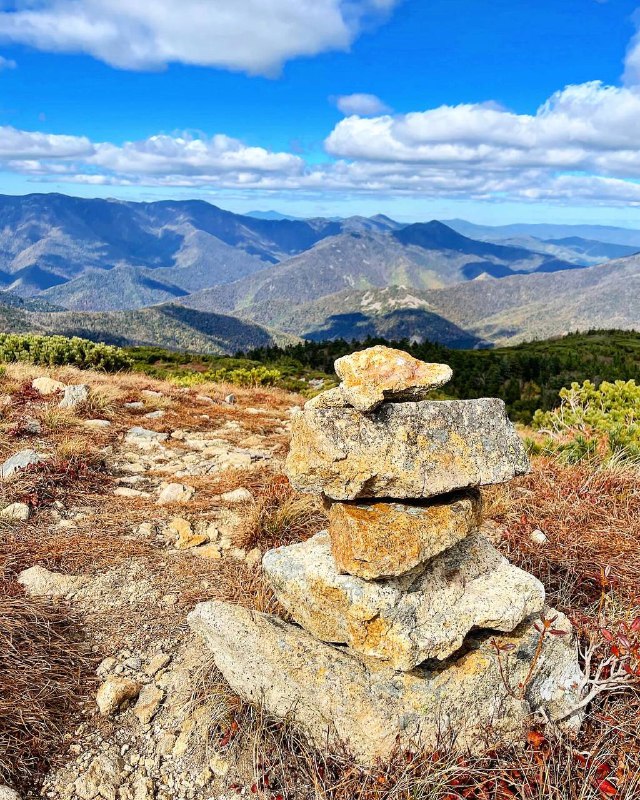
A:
[1,363,639,800]
[0,363,322,800]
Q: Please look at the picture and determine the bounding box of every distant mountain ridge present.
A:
[0,194,582,313]
[0,193,342,298]
[186,256,640,348]
[445,219,640,249]
[0,296,297,354]
[0,193,638,351]
[180,225,576,320]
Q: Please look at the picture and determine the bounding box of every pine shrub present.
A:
[533,379,640,463]
[0,334,132,372]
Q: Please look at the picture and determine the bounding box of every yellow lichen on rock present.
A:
[334,345,453,412]
[262,531,545,670]
[328,490,482,579]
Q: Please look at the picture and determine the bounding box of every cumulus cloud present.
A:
[0,0,400,74]
[5,77,640,207]
[335,93,391,115]
[90,133,304,177]
[325,82,640,176]
[0,127,305,189]
[0,125,93,159]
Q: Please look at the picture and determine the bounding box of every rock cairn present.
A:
[190,346,584,764]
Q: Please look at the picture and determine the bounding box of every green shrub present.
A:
[0,333,133,372]
[533,379,640,464]
[172,365,282,388]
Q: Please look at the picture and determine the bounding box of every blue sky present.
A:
[1,0,640,224]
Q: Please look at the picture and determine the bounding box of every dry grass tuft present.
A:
[4,454,112,512]
[77,384,126,418]
[0,521,158,578]
[36,404,84,431]
[158,554,280,616]
[0,578,94,792]
[237,473,327,551]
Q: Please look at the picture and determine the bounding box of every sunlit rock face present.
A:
[286,397,530,500]
[327,489,482,579]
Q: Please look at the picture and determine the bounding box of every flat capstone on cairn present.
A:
[190,346,584,764]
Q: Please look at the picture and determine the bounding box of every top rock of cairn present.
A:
[334,345,453,411]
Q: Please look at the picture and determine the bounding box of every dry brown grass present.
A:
[484,457,640,611]
[156,554,280,617]
[0,578,95,793]
[236,472,327,551]
[0,519,158,578]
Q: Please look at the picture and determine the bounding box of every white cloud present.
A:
[325,82,640,175]
[0,54,16,69]
[90,133,304,177]
[5,77,640,208]
[0,0,400,75]
[0,126,93,159]
[0,127,306,189]
[335,93,390,115]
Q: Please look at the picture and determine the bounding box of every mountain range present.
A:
[0,193,638,352]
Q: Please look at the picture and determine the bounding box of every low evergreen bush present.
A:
[533,379,640,464]
[0,333,133,372]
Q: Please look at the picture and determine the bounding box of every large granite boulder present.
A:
[334,345,452,411]
[328,489,482,579]
[263,531,545,670]
[286,398,530,500]
[189,600,583,765]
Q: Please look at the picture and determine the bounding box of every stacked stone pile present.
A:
[190,346,584,764]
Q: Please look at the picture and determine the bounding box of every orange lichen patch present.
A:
[328,491,481,579]
[352,615,391,653]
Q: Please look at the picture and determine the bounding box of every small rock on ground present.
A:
[59,384,89,409]
[531,528,548,544]
[133,684,164,725]
[114,487,151,498]
[0,502,30,521]
[17,565,86,598]
[96,677,141,715]
[32,376,65,395]
[0,448,45,479]
[0,787,22,800]
[220,488,253,504]
[157,483,195,505]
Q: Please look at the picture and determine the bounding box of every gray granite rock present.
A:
[263,531,545,669]
[189,600,583,765]
[0,449,45,479]
[59,384,89,409]
[286,398,530,500]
